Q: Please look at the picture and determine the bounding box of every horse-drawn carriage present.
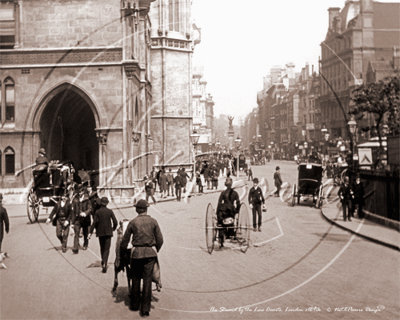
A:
[26,161,89,223]
[291,163,324,208]
[205,202,251,254]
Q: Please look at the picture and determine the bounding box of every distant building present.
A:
[318,0,400,144]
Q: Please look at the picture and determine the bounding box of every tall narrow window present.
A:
[5,147,15,175]
[0,1,15,49]
[4,77,14,122]
[168,0,180,32]
[0,150,2,175]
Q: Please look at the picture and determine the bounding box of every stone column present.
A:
[96,131,108,187]
[14,2,20,48]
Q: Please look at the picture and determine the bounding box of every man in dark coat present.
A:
[120,199,164,317]
[71,186,92,253]
[144,176,157,205]
[211,166,219,190]
[46,194,72,253]
[216,178,241,247]
[0,194,10,253]
[248,167,253,181]
[338,176,353,222]
[179,167,191,194]
[88,185,100,217]
[174,174,182,201]
[203,165,211,189]
[35,148,49,166]
[352,176,365,219]
[159,170,168,198]
[273,166,283,197]
[88,197,118,273]
[248,178,265,232]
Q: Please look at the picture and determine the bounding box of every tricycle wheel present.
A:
[205,203,217,254]
[237,203,251,253]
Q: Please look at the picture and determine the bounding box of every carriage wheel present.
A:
[205,203,217,254]
[291,184,297,207]
[237,203,251,253]
[27,188,40,223]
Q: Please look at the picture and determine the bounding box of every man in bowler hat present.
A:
[273,166,283,197]
[120,199,163,317]
[248,178,265,232]
[88,197,117,273]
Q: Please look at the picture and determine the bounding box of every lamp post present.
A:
[321,126,328,159]
[234,136,242,179]
[190,130,200,175]
[348,116,357,173]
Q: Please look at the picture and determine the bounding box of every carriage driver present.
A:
[35,148,49,166]
[216,177,241,246]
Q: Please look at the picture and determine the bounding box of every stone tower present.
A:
[149,0,194,166]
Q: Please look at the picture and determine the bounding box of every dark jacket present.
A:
[71,194,92,225]
[48,200,72,223]
[35,155,49,165]
[89,206,118,237]
[274,171,282,187]
[145,180,154,192]
[203,167,210,179]
[216,188,241,221]
[179,170,190,185]
[174,175,182,187]
[338,184,352,202]
[0,205,10,241]
[353,182,365,205]
[248,186,265,205]
[159,172,168,190]
[120,214,163,259]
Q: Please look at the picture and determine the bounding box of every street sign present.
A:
[358,148,373,166]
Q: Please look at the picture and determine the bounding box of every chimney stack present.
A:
[328,7,341,31]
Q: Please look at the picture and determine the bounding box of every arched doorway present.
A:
[39,86,99,172]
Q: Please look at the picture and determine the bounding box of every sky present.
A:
[191,0,398,125]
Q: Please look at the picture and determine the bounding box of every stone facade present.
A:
[0,0,164,191]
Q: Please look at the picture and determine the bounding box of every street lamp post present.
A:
[235,136,242,180]
[348,116,357,173]
[190,130,200,175]
[321,126,328,159]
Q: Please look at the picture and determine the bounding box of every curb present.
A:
[320,208,400,252]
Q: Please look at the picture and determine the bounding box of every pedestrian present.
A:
[156,167,163,194]
[71,185,92,254]
[248,178,265,232]
[120,199,164,317]
[159,170,168,198]
[203,165,211,189]
[174,173,182,201]
[87,185,99,217]
[196,171,203,193]
[338,176,353,222]
[216,178,241,247]
[144,176,157,205]
[88,197,118,273]
[179,167,191,193]
[0,194,10,253]
[273,166,283,197]
[166,168,174,197]
[248,167,253,181]
[212,166,219,190]
[150,167,157,191]
[352,175,365,219]
[46,194,72,253]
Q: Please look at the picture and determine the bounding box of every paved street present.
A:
[1,161,399,320]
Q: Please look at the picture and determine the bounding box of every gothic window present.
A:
[0,1,15,49]
[4,147,15,175]
[4,77,15,122]
[168,0,181,32]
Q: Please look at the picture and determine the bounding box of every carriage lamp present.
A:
[190,130,201,173]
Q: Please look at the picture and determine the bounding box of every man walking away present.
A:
[120,200,163,317]
[179,168,191,194]
[88,197,118,273]
[46,194,72,253]
[159,170,168,198]
[273,166,283,197]
[203,165,211,189]
[248,167,253,181]
[0,194,10,253]
[166,169,174,197]
[338,176,353,222]
[174,174,182,201]
[352,175,365,219]
[144,176,157,205]
[248,178,265,232]
[212,166,219,190]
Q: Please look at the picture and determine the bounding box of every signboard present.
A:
[358,148,373,166]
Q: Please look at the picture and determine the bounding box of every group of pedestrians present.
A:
[338,175,365,221]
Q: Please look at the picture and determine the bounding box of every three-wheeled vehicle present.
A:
[205,202,251,254]
[291,163,324,208]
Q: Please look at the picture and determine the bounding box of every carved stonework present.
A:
[96,132,108,145]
